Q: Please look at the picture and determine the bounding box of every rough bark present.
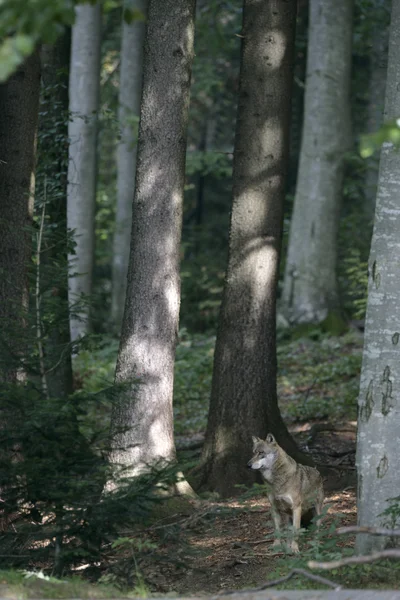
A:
[67,3,102,342]
[199,0,309,498]
[38,34,73,398]
[281,0,353,324]
[364,0,390,215]
[0,51,41,382]
[109,0,196,477]
[111,0,147,334]
[356,0,400,555]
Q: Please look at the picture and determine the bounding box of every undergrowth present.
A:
[74,329,363,433]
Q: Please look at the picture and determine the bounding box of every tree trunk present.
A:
[0,51,41,382]
[111,0,147,334]
[38,33,73,398]
[356,0,400,555]
[364,0,390,215]
[67,3,102,342]
[281,0,353,325]
[199,0,308,498]
[109,0,196,478]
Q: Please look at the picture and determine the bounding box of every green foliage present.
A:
[123,7,146,24]
[0,0,75,81]
[73,336,118,392]
[337,152,373,322]
[277,332,362,422]
[185,151,232,180]
[0,377,182,573]
[360,120,400,158]
[0,570,125,598]
[380,496,400,529]
[180,215,228,331]
[173,332,215,435]
[340,249,369,320]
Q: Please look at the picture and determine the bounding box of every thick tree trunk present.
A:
[110,0,196,477]
[199,0,308,498]
[38,34,73,398]
[364,0,390,215]
[0,51,41,382]
[356,0,400,555]
[67,3,102,342]
[111,0,147,334]
[281,0,353,324]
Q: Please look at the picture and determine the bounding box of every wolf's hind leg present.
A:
[314,490,324,527]
[289,505,302,553]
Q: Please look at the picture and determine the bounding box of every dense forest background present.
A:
[1,0,400,594]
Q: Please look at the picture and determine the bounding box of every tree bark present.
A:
[364,0,390,215]
[0,51,41,382]
[67,3,102,342]
[199,0,308,498]
[281,0,353,324]
[356,0,400,555]
[109,0,196,478]
[38,33,73,398]
[111,0,147,334]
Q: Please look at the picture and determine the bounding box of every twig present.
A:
[309,550,400,570]
[36,193,49,400]
[219,568,341,594]
[242,553,283,558]
[337,525,400,537]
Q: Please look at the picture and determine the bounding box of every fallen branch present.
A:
[309,549,400,570]
[337,525,400,537]
[219,568,341,594]
[306,423,357,445]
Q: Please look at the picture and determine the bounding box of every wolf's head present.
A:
[247,433,278,471]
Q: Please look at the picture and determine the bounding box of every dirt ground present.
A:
[125,424,358,596]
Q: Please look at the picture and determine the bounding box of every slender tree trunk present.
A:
[111,0,147,334]
[67,3,102,342]
[281,0,353,325]
[364,0,390,215]
[199,0,307,498]
[38,33,73,398]
[356,0,400,555]
[110,0,196,478]
[0,51,41,382]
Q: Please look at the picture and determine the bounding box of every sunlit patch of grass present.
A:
[0,570,127,599]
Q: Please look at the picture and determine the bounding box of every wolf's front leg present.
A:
[269,497,285,549]
[290,505,302,553]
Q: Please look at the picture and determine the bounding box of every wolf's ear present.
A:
[266,433,276,444]
[252,435,261,445]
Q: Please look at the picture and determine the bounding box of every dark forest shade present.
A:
[39,33,74,398]
[0,50,41,382]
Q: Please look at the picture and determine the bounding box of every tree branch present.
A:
[337,525,400,537]
[219,568,341,594]
[309,550,400,570]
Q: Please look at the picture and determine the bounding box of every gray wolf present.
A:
[247,433,324,553]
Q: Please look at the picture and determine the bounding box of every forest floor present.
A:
[123,426,361,596]
[99,327,399,594]
[3,328,400,596]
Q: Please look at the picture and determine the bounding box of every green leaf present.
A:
[123,7,146,24]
